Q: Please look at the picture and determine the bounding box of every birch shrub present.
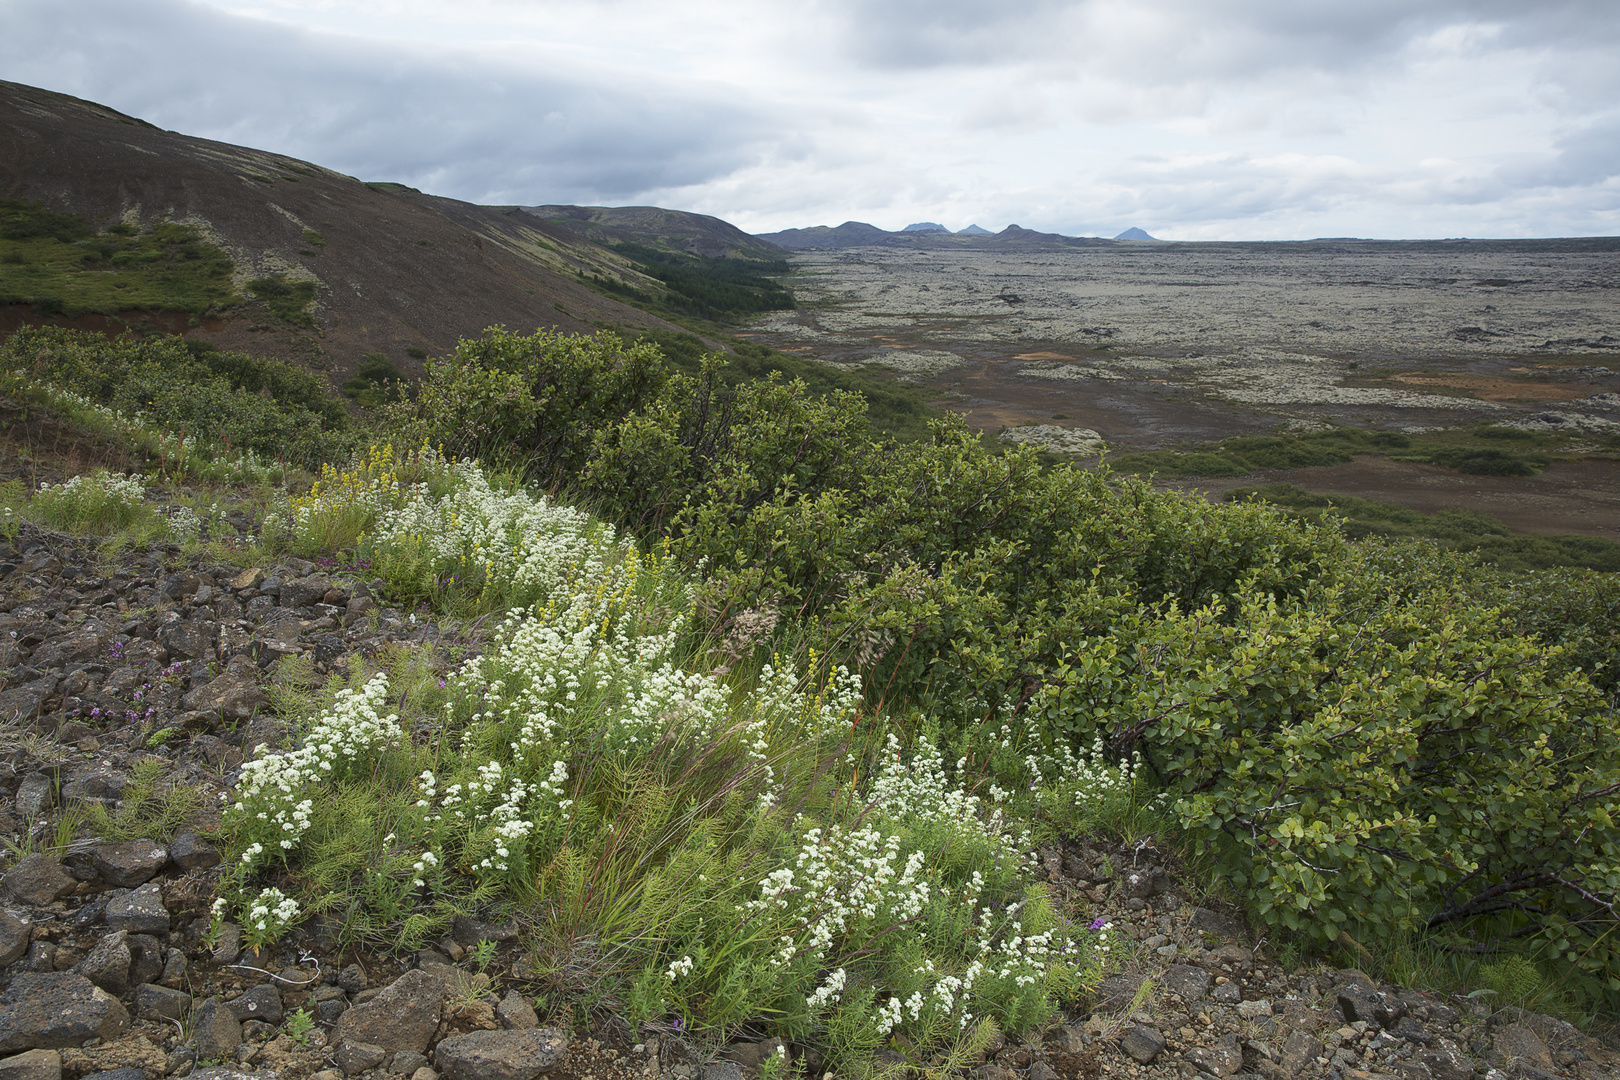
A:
[1032,569,1620,1007]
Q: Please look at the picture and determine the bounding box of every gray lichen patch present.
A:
[999,424,1104,456]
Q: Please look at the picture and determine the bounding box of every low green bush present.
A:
[1429,447,1549,475]
[1,326,352,467]
[246,275,317,326]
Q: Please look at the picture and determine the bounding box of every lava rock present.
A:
[1160,964,1210,1000]
[189,997,243,1061]
[181,672,266,720]
[72,932,131,996]
[0,973,130,1051]
[12,776,55,822]
[0,1049,62,1080]
[89,840,168,889]
[1336,979,1405,1028]
[225,985,282,1025]
[60,768,128,810]
[432,1029,569,1080]
[722,1039,785,1072]
[0,679,58,725]
[1094,972,1147,1012]
[494,992,537,1032]
[135,985,191,1022]
[1419,1036,1475,1080]
[126,934,164,988]
[104,882,169,935]
[331,969,444,1055]
[1490,1023,1556,1077]
[169,833,221,871]
[0,913,30,967]
[335,1040,386,1076]
[1185,1033,1242,1077]
[1118,1026,1165,1065]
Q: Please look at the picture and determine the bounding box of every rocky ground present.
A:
[0,521,1616,1080]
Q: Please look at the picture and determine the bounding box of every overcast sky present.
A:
[5,0,1618,239]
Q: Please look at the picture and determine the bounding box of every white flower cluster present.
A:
[1033,736,1144,813]
[871,735,1028,852]
[665,955,694,980]
[36,471,147,509]
[237,885,301,949]
[227,673,401,869]
[373,465,605,608]
[163,504,202,543]
[749,736,1084,1038]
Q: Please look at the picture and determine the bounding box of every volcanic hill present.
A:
[0,80,760,383]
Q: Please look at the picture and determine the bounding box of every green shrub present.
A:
[1,326,351,467]
[1429,447,1548,475]
[1031,568,1620,1005]
[247,275,317,326]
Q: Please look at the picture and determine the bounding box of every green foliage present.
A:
[0,201,237,316]
[1,326,352,468]
[610,241,795,322]
[85,757,203,841]
[283,1008,316,1045]
[1030,556,1620,1008]
[247,275,318,327]
[1427,446,1549,476]
[625,329,936,442]
[1477,954,1545,1006]
[343,353,406,404]
[0,199,93,243]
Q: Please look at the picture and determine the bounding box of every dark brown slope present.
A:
[0,80,689,381]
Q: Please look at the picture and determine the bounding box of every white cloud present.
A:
[2,0,1617,238]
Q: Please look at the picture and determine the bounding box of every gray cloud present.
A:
[1,0,779,204]
[2,0,1616,238]
[834,0,1620,86]
[1496,116,1620,189]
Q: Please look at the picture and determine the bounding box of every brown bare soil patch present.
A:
[1377,372,1593,402]
[1014,351,1076,361]
[1158,456,1620,539]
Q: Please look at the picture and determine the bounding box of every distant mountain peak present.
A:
[902,222,948,232]
[957,224,991,235]
[1114,227,1160,241]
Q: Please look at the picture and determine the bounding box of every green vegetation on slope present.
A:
[9,321,1620,1036]
[0,199,238,317]
[626,327,937,442]
[612,240,794,320]
[1,325,353,467]
[376,327,1620,1017]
